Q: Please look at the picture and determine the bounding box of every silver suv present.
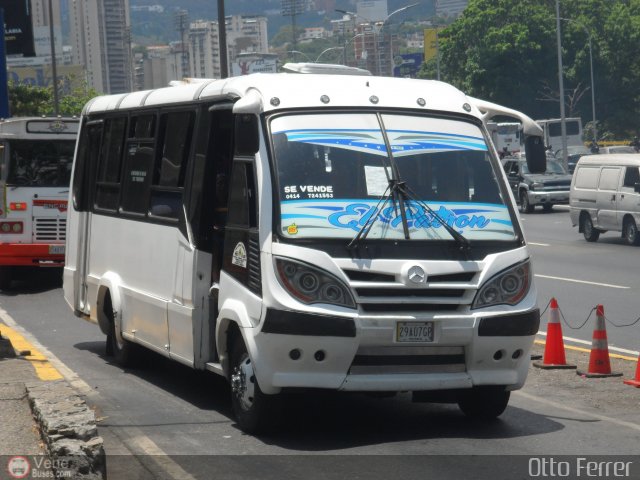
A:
[502,157,573,213]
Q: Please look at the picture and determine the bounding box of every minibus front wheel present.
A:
[229,335,282,434]
[457,386,510,420]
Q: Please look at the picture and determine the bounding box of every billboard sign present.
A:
[0,0,35,57]
[393,53,424,78]
[231,54,278,76]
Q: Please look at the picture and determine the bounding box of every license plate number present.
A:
[49,245,65,255]
[396,321,434,343]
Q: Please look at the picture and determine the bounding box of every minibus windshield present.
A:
[5,140,75,187]
[271,112,516,241]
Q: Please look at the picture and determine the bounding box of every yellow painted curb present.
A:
[0,322,63,381]
[534,339,638,362]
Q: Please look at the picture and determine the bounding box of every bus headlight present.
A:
[275,257,356,309]
[472,260,531,309]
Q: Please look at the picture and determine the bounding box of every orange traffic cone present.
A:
[533,298,576,369]
[577,305,622,378]
[623,354,640,387]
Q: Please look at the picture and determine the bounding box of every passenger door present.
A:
[617,166,640,225]
[595,167,622,230]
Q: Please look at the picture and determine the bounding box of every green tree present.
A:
[419,0,640,138]
[8,79,101,117]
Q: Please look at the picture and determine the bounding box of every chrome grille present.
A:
[34,217,66,242]
[341,266,479,314]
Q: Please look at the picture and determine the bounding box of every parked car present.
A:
[502,156,573,213]
[597,145,637,154]
[554,145,594,173]
[569,154,640,244]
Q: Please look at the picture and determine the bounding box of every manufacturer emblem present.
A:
[408,265,426,284]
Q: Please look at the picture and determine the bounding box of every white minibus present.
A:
[64,67,546,432]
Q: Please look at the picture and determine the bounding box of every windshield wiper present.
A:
[347,182,394,249]
[399,182,471,251]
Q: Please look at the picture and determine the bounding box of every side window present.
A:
[73,121,102,211]
[598,167,621,191]
[623,167,640,188]
[149,110,195,219]
[226,160,258,228]
[95,117,126,211]
[120,113,156,215]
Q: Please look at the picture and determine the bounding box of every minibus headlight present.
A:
[472,260,531,309]
[275,257,356,309]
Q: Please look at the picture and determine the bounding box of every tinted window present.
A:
[155,111,194,187]
[95,117,127,210]
[623,167,640,188]
[120,143,154,214]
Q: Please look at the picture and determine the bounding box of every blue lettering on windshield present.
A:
[327,204,491,232]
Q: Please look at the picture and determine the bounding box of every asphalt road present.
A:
[2,213,640,479]
[523,205,640,353]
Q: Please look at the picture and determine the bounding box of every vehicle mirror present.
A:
[524,136,546,174]
[634,182,640,193]
[235,114,259,156]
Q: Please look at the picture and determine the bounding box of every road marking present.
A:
[529,242,550,246]
[515,390,640,433]
[535,274,629,289]
[0,320,63,381]
[0,306,197,480]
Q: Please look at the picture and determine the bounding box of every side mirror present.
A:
[235,114,260,156]
[525,136,546,174]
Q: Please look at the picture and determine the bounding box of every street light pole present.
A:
[560,18,597,144]
[377,3,419,77]
[315,47,345,63]
[555,0,568,169]
[48,0,59,116]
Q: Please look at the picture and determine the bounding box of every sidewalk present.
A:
[0,324,105,480]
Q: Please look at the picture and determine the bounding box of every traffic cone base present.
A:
[623,354,640,387]
[577,369,622,378]
[534,361,576,370]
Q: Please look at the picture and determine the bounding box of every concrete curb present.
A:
[1,328,106,479]
[26,381,106,480]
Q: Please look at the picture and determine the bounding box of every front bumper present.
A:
[0,243,65,266]
[251,308,539,394]
[527,190,570,206]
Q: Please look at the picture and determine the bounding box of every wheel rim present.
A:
[231,353,256,411]
[627,222,637,243]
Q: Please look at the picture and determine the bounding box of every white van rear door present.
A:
[596,167,622,229]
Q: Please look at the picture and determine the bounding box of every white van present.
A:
[569,154,640,244]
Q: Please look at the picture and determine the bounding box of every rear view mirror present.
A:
[525,136,546,173]
[235,114,260,156]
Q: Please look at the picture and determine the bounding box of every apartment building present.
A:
[68,0,133,93]
[188,15,268,79]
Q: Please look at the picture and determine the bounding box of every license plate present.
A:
[396,321,434,343]
[49,245,65,255]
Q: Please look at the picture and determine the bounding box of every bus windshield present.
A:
[5,139,75,187]
[271,113,516,242]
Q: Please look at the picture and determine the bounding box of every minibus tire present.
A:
[105,294,137,367]
[581,214,600,242]
[623,217,640,246]
[457,386,510,419]
[229,335,282,434]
